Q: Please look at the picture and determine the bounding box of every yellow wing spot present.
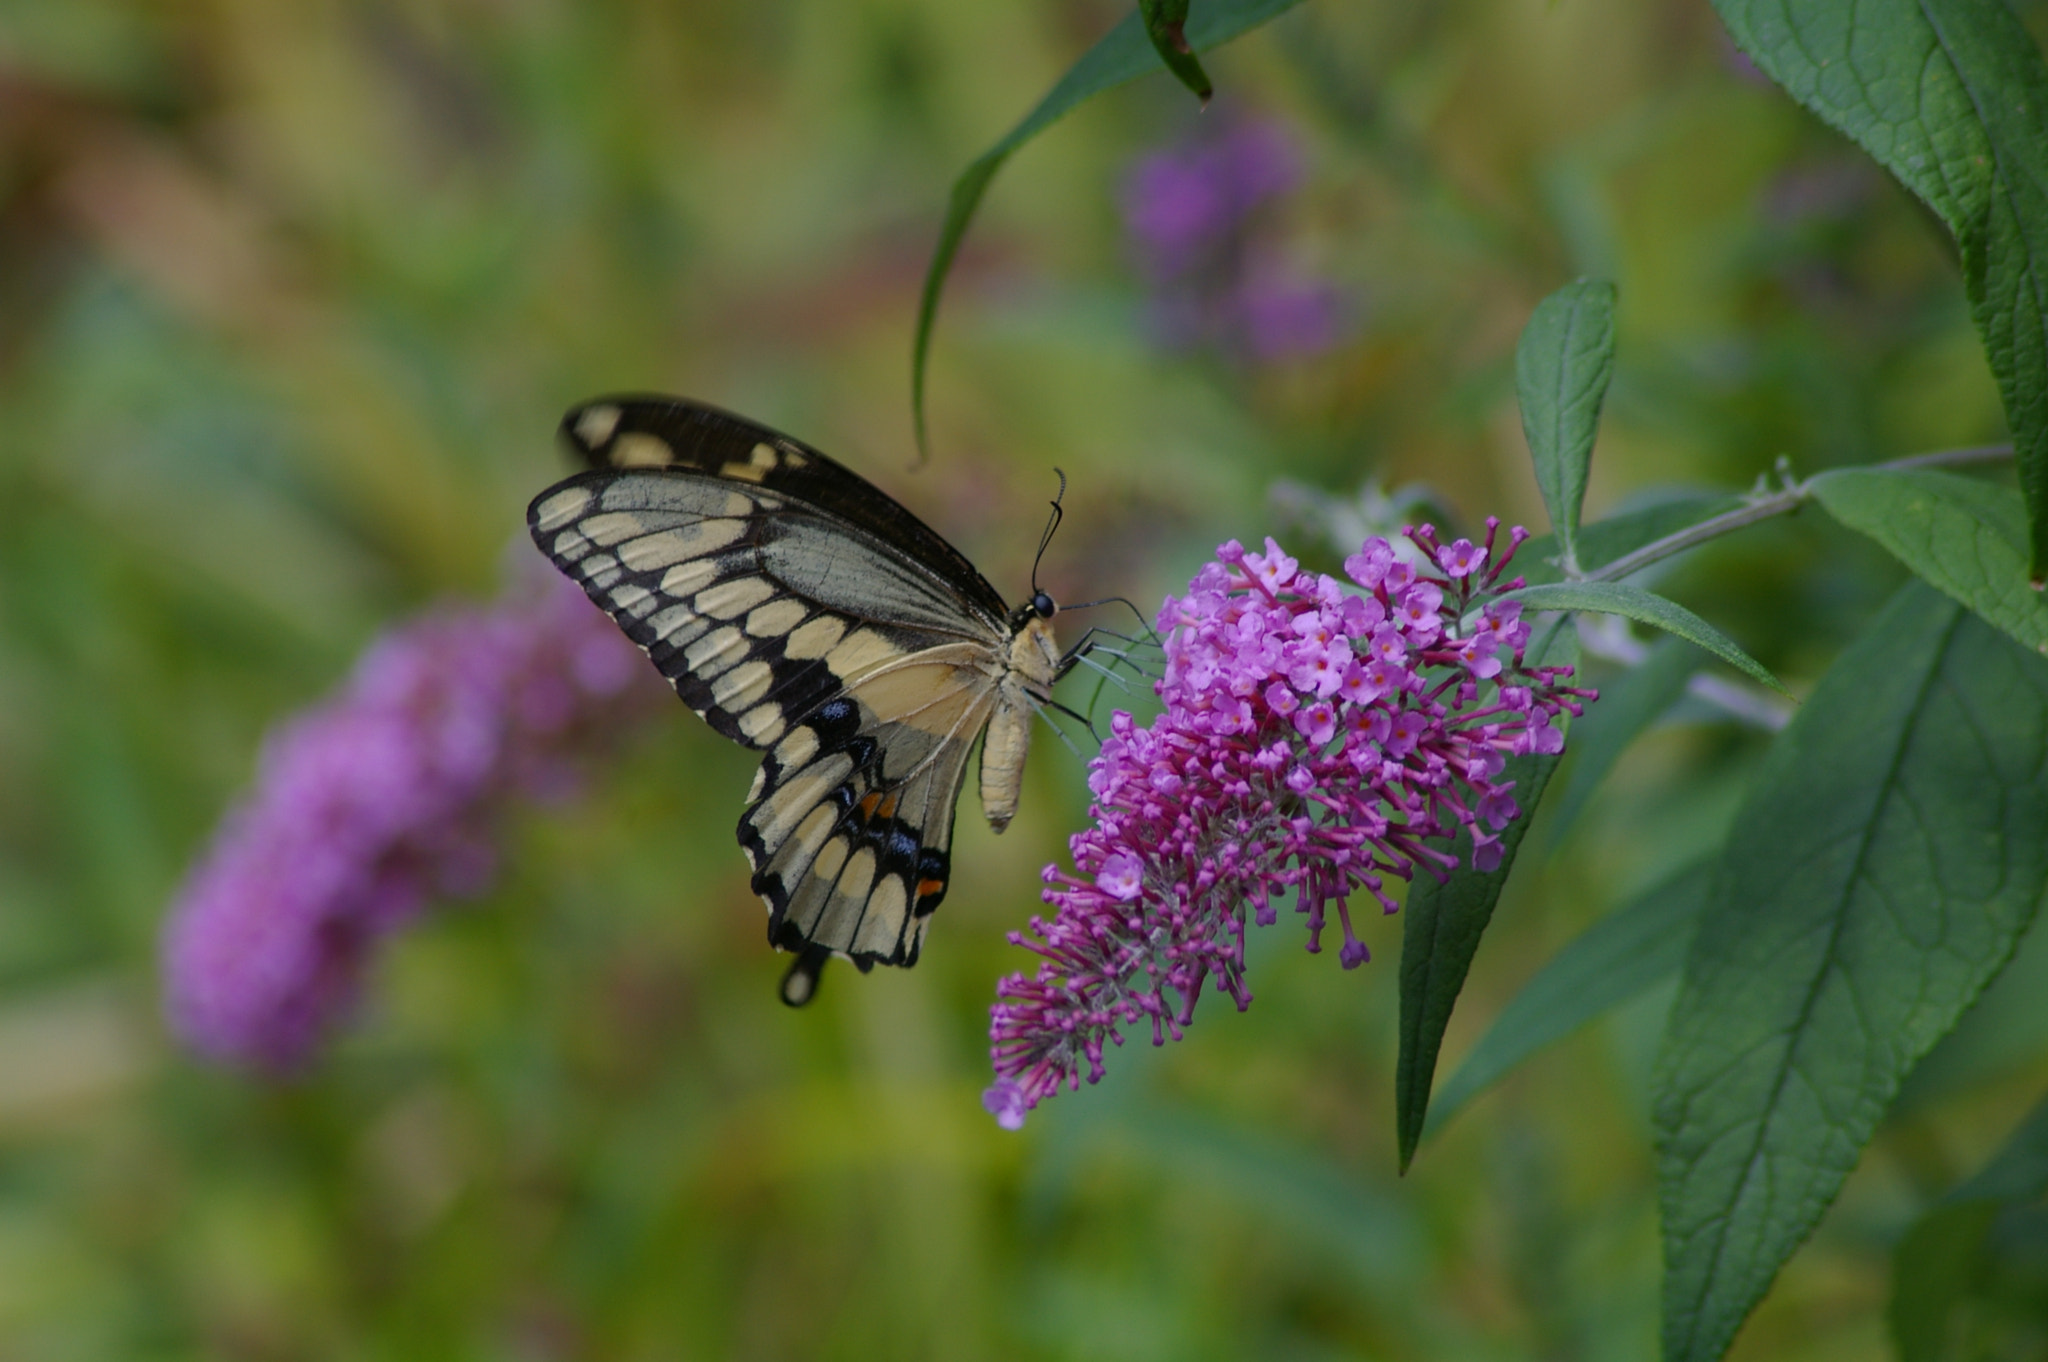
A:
[712,659,775,711]
[771,802,842,881]
[573,404,623,448]
[773,726,820,774]
[853,877,909,955]
[783,615,848,660]
[533,486,595,533]
[619,519,744,570]
[744,597,808,638]
[578,511,650,547]
[825,629,901,681]
[609,583,655,617]
[646,606,710,649]
[683,626,748,676]
[719,441,781,483]
[695,576,776,620]
[739,703,787,746]
[612,432,673,467]
[782,450,809,469]
[752,754,855,851]
[660,558,720,598]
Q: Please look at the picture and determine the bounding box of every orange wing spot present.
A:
[875,792,899,820]
[857,792,883,819]
[915,878,947,901]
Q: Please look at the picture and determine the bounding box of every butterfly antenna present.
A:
[1061,594,1161,647]
[1031,468,1068,598]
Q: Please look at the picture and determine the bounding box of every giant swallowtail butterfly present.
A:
[528,397,1080,1006]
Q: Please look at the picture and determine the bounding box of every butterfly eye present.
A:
[1032,591,1057,619]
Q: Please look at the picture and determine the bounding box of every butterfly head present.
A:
[1009,589,1058,632]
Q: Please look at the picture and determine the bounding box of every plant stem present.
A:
[1581,443,2014,584]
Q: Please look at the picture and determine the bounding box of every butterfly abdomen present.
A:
[979,612,1062,832]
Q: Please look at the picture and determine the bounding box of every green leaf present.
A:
[1713,0,2048,578]
[1547,637,1701,845]
[1505,581,1785,694]
[1890,1092,2048,1362]
[1395,625,1576,1172]
[1516,279,1617,571]
[910,0,1307,456]
[1139,0,1212,104]
[1517,492,1747,586]
[1810,467,2048,656]
[1424,860,1709,1141]
[1896,911,2048,1112]
[1653,582,2048,1362]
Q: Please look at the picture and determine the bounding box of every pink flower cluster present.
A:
[162,568,665,1072]
[984,521,1588,1128]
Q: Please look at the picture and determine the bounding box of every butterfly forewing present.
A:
[527,397,1023,989]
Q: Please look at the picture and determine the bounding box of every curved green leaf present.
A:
[1505,581,1785,694]
[1713,0,2048,578]
[1889,1092,2048,1362]
[1424,860,1709,1141]
[911,0,1307,455]
[1810,467,2048,655]
[1516,279,1617,571]
[1395,625,1576,1172]
[1547,637,1701,845]
[1140,0,1212,103]
[1895,909,2048,1112]
[1654,582,2048,1362]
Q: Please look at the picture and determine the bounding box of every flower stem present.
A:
[1581,442,2014,585]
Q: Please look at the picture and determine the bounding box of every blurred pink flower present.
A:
[162,565,664,1071]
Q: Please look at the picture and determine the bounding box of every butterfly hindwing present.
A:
[527,396,1024,986]
[742,694,986,970]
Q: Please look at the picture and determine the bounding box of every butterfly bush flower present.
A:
[162,567,665,1072]
[983,521,1590,1129]
[1122,116,1347,361]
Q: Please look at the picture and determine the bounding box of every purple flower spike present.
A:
[162,565,664,1072]
[986,522,1594,1125]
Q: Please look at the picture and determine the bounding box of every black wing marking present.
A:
[558,395,1010,626]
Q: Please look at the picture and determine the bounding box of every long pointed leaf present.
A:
[1516,279,1617,571]
[1506,581,1785,694]
[1713,0,2048,578]
[1654,582,2048,1362]
[1811,467,2048,655]
[911,0,1307,455]
[1424,860,1709,1141]
[1395,625,1577,1172]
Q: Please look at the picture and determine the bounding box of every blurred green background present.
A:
[3,0,2045,1357]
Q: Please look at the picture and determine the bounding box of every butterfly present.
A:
[528,396,1091,1006]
